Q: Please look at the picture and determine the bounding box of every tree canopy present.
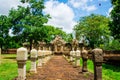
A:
[74,14,110,48]
[109,0,120,40]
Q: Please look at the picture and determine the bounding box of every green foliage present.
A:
[74,14,110,48]
[109,0,120,40]
[42,25,68,43]
[8,0,50,49]
[101,39,120,50]
[0,15,12,49]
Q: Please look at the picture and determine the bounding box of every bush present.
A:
[101,39,120,50]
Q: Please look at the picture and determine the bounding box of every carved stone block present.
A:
[92,48,103,62]
[17,47,28,60]
[31,49,37,58]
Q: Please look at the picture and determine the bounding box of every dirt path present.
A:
[27,56,93,80]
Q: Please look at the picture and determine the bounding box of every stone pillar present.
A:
[38,50,43,68]
[81,49,88,72]
[92,48,103,80]
[30,49,37,73]
[72,50,76,67]
[16,47,28,80]
[42,50,46,64]
[70,51,73,62]
[55,45,57,52]
[75,49,81,67]
[61,46,63,52]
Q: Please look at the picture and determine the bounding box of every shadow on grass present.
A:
[3,57,16,60]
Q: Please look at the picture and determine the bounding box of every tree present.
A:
[9,0,50,49]
[41,25,68,43]
[74,14,110,48]
[0,15,12,50]
[109,0,120,40]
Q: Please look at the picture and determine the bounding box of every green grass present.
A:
[0,54,31,80]
[80,58,120,80]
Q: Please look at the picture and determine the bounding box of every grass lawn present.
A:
[0,54,31,80]
[80,58,120,80]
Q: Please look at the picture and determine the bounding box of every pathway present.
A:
[27,56,93,80]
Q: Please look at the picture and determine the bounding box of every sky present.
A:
[0,0,112,33]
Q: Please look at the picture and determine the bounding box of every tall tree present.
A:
[0,15,11,50]
[74,14,110,48]
[9,0,50,49]
[109,0,120,40]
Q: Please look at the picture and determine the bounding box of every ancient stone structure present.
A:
[72,49,76,67]
[51,35,66,54]
[30,49,37,73]
[17,47,28,80]
[92,48,103,80]
[70,50,73,62]
[38,41,46,50]
[71,39,79,51]
[81,47,88,72]
[75,48,81,67]
[38,50,43,67]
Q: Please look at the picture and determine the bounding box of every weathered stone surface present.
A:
[82,50,88,59]
[17,47,28,80]
[38,50,43,67]
[51,35,66,54]
[70,51,73,61]
[75,49,81,67]
[30,49,37,73]
[82,49,88,72]
[17,61,26,80]
[30,49,37,58]
[38,50,43,57]
[92,48,103,80]
[17,47,28,60]
[92,48,103,63]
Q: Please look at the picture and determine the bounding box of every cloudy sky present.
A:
[0,0,112,33]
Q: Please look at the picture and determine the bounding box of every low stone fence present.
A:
[16,47,53,80]
[64,48,103,80]
[2,49,17,54]
[103,50,120,61]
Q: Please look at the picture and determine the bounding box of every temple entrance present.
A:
[51,35,66,55]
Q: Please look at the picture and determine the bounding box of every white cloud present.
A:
[68,0,97,12]
[98,0,107,2]
[44,0,76,33]
[106,7,113,17]
[0,0,28,15]
[84,5,97,12]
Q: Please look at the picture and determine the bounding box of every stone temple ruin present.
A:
[51,35,66,54]
[16,35,103,80]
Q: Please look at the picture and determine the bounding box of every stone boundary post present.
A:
[70,51,73,62]
[81,49,88,72]
[75,49,81,67]
[30,49,37,73]
[38,50,43,68]
[17,47,28,80]
[72,50,76,67]
[92,48,103,80]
